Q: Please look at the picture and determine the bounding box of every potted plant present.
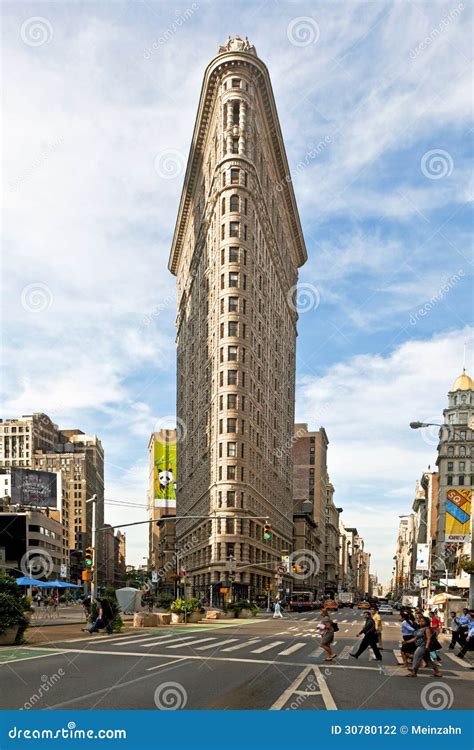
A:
[460,557,474,575]
[170,598,188,623]
[0,574,32,645]
[186,598,204,623]
[156,592,174,611]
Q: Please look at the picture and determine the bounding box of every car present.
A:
[357,601,370,609]
[323,600,339,610]
[378,604,393,615]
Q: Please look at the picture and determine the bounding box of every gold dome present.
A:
[451,370,474,391]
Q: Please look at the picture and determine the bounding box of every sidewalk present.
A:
[22,623,136,645]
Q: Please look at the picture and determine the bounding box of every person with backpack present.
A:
[319,608,337,661]
[404,614,442,677]
[350,611,382,661]
[83,597,113,635]
[449,611,461,650]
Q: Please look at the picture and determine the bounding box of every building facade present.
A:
[169,37,307,601]
[0,414,104,583]
[0,509,64,579]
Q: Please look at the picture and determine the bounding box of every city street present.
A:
[2,609,472,711]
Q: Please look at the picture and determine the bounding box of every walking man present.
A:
[83,597,113,635]
[458,608,470,646]
[448,611,461,650]
[371,607,383,650]
[350,611,382,661]
[458,612,474,659]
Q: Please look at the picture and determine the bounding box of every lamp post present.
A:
[410,421,474,609]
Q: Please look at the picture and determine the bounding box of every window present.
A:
[229,272,239,287]
[229,246,239,262]
[229,221,239,237]
[228,370,237,385]
[221,224,225,239]
[459,475,465,485]
[220,273,225,289]
[230,195,239,212]
[232,100,240,124]
[231,78,241,88]
[230,168,239,184]
[227,465,236,480]
[226,490,236,507]
[228,346,238,361]
[447,462,454,472]
[447,475,453,485]
[221,197,225,214]
[227,394,237,409]
[232,138,239,154]
[227,441,237,457]
[228,296,238,312]
[227,418,237,433]
[228,321,238,336]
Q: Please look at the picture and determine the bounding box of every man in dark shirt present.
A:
[350,611,382,660]
[83,597,113,635]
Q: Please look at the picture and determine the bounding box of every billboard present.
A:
[416,543,430,571]
[10,469,58,509]
[153,436,177,509]
[445,487,471,543]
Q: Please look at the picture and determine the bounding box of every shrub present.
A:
[0,573,32,644]
[89,586,123,632]
[156,592,174,610]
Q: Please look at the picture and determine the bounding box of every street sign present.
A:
[151,571,158,583]
[60,563,67,578]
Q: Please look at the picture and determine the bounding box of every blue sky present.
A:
[2,0,472,585]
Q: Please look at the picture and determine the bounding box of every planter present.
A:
[186,612,202,623]
[220,611,236,619]
[205,610,220,620]
[171,612,184,624]
[238,609,252,618]
[157,613,171,625]
[0,626,19,646]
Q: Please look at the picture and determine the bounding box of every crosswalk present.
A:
[62,629,474,670]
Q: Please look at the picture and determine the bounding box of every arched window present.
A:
[447,446,454,457]
[230,194,239,212]
[459,446,466,457]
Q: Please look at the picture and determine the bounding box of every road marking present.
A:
[337,645,353,660]
[0,650,70,666]
[270,665,337,711]
[445,652,474,669]
[344,629,349,633]
[194,638,238,651]
[393,649,404,665]
[166,637,217,649]
[277,642,306,656]
[288,627,298,631]
[119,633,178,646]
[142,635,198,648]
[251,641,285,654]
[221,639,261,652]
[310,647,323,658]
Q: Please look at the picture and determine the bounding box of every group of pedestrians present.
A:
[399,610,442,677]
[449,608,474,658]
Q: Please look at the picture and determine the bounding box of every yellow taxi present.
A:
[357,601,370,609]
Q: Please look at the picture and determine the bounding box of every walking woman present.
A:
[400,611,416,668]
[319,608,336,661]
[405,614,442,678]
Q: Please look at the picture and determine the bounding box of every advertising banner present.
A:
[416,543,430,570]
[445,487,471,543]
[10,468,58,509]
[153,436,177,509]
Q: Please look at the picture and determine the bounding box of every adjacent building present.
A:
[0,509,64,579]
[169,37,307,602]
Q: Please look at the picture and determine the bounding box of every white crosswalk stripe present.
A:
[119,633,177,647]
[277,642,306,656]
[445,652,474,669]
[337,645,353,660]
[140,635,198,648]
[194,638,238,651]
[166,637,217,649]
[221,639,261,652]
[393,649,404,665]
[310,647,323,658]
[251,641,285,654]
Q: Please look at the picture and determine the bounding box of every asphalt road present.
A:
[1,608,472,711]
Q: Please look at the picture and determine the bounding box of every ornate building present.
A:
[169,37,307,601]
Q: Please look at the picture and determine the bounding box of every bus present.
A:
[289,591,315,612]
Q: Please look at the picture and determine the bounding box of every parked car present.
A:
[378,603,393,615]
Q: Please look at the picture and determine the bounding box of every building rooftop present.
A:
[451,369,474,391]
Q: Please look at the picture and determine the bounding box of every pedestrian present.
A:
[273,601,283,619]
[457,612,474,659]
[350,611,382,661]
[319,608,336,661]
[458,608,470,646]
[430,610,441,633]
[449,611,461,650]
[371,607,383,650]
[400,612,416,667]
[405,614,442,677]
[83,597,113,635]
[428,610,442,663]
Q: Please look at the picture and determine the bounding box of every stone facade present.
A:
[168,38,307,601]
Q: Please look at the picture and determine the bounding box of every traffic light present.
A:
[264,523,272,540]
[84,547,94,568]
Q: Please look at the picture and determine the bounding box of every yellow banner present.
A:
[445,487,471,542]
